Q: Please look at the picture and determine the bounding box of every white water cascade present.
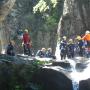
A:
[55,43,90,90]
[0,28,8,54]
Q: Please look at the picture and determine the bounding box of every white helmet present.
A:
[24,29,28,33]
[85,30,90,34]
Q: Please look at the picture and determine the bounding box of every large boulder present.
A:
[32,68,73,90]
[75,62,87,72]
[0,54,41,90]
[52,61,71,69]
[0,54,73,90]
[79,79,90,90]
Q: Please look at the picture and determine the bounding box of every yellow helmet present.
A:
[76,36,81,40]
[69,39,73,42]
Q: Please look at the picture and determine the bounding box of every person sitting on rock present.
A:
[36,48,46,58]
[67,39,75,59]
[6,40,15,56]
[46,48,56,59]
[60,36,67,60]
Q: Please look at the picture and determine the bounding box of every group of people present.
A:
[60,30,90,60]
[6,29,56,59]
[6,29,90,60]
[6,29,32,56]
[36,48,56,59]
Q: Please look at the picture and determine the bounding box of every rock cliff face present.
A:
[1,0,58,54]
[0,0,16,52]
[0,0,16,22]
[58,0,90,37]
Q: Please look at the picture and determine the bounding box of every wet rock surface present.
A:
[52,61,71,69]
[0,54,90,90]
[0,54,73,90]
[75,62,88,72]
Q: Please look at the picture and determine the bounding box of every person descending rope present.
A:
[82,30,90,58]
[22,29,32,56]
[60,36,67,60]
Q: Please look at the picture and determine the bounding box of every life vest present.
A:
[82,34,90,41]
[23,33,31,44]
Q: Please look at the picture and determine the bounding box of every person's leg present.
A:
[64,51,67,59]
[27,44,32,56]
[72,52,74,58]
[23,44,27,55]
[28,48,32,56]
[85,49,89,58]
[61,54,63,60]
[64,54,66,59]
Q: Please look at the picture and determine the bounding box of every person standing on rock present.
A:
[76,36,85,57]
[67,39,75,59]
[60,36,67,60]
[82,30,90,58]
[22,29,32,56]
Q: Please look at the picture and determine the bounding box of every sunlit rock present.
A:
[0,0,16,22]
[58,0,90,37]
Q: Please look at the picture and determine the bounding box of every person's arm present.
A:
[82,35,86,41]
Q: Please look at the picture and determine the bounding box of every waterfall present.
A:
[0,28,8,54]
[72,81,79,90]
[55,42,60,60]
[55,43,79,90]
[66,59,79,90]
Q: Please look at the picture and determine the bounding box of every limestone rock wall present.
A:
[58,0,90,37]
[0,0,16,22]
[0,0,16,52]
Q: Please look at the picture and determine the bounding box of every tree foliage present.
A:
[33,0,58,13]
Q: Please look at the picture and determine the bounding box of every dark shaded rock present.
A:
[32,68,73,90]
[0,54,41,90]
[0,54,73,90]
[52,61,71,69]
[79,79,90,90]
[0,54,35,65]
[75,63,88,72]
